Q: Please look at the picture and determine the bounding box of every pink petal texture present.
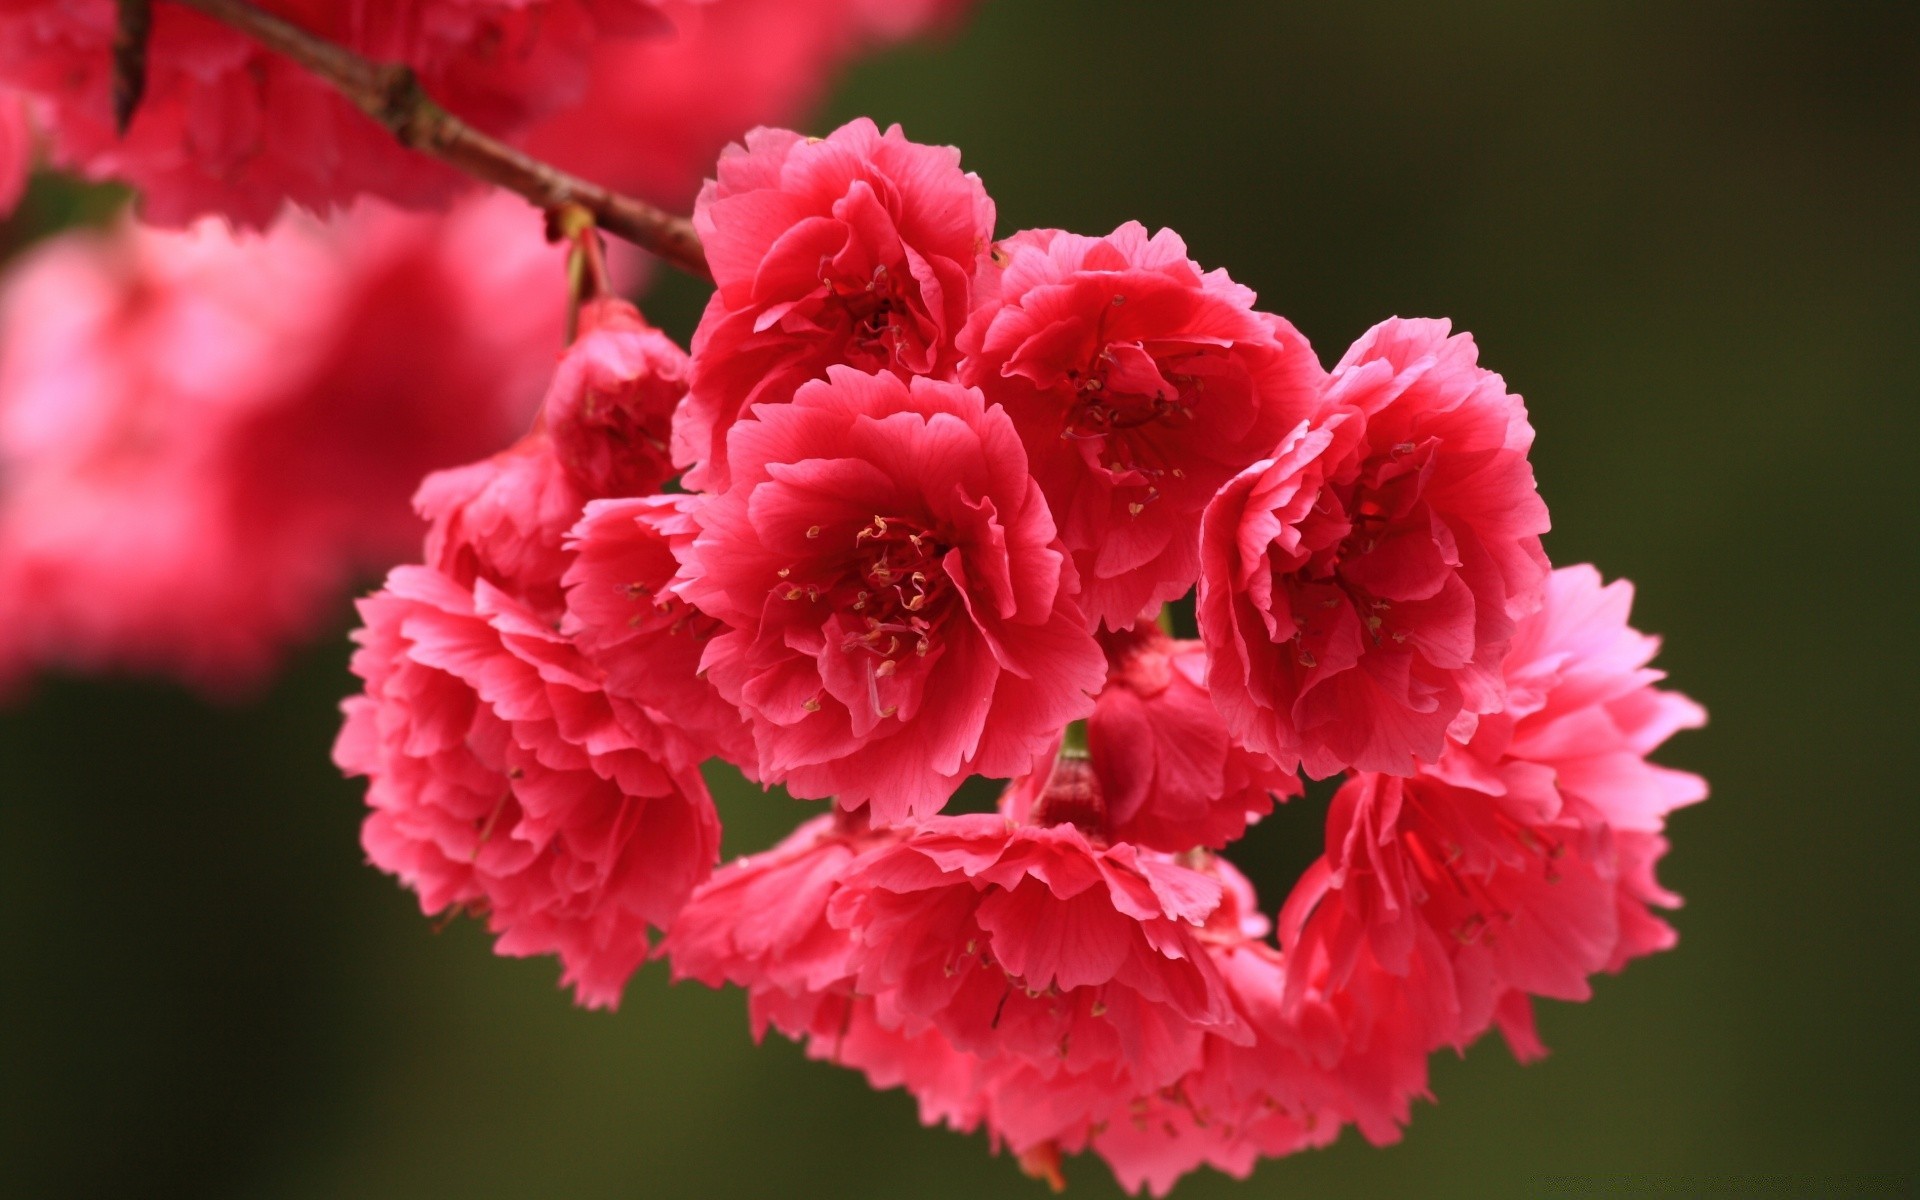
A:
[1084,624,1304,852]
[959,223,1325,630]
[563,494,757,773]
[1198,316,1552,778]
[0,0,676,225]
[0,192,583,693]
[666,810,1255,1174]
[338,300,724,1008]
[676,118,995,490]
[677,368,1105,822]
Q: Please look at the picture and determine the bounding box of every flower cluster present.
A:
[339,119,1705,1191]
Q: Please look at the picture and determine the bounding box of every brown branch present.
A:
[166,0,710,280]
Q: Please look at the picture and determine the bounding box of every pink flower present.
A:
[523,0,974,209]
[544,297,689,500]
[562,494,756,772]
[336,562,719,1009]
[678,368,1104,822]
[669,810,1254,1179]
[0,0,670,225]
[960,223,1323,629]
[1045,625,1303,853]
[1198,317,1551,777]
[342,309,728,1005]
[675,118,995,490]
[0,193,573,692]
[1276,563,1706,1062]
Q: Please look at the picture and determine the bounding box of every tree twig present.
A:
[166,0,711,280]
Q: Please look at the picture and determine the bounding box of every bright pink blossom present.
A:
[341,304,726,1005]
[827,816,1241,1100]
[678,368,1104,822]
[544,297,689,500]
[0,193,574,692]
[1276,563,1706,1065]
[0,0,672,226]
[1198,317,1551,777]
[672,808,1249,1169]
[960,223,1323,629]
[337,561,719,1009]
[675,118,995,490]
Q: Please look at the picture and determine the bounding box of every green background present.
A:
[4,2,1916,1196]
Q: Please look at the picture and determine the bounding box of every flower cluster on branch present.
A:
[0,3,1704,1191]
[330,118,1704,1192]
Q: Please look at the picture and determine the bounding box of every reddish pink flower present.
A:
[341,307,727,1005]
[0,194,574,692]
[524,0,975,209]
[0,0,670,225]
[562,494,756,773]
[1276,563,1706,1061]
[960,223,1323,629]
[1026,625,1303,853]
[337,562,719,1009]
[675,118,995,490]
[1198,317,1551,777]
[677,368,1104,822]
[824,816,1243,1144]
[544,297,689,500]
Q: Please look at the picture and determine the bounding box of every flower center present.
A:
[1064,348,1194,438]
[1062,340,1210,505]
[787,514,953,717]
[826,265,913,369]
[1279,442,1433,663]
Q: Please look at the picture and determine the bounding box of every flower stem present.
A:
[1060,718,1090,759]
[163,0,711,280]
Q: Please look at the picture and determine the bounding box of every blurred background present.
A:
[3,1,1915,1196]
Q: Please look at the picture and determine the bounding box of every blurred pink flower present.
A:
[676,118,994,490]
[0,192,573,692]
[524,0,976,209]
[961,223,1323,629]
[677,368,1103,822]
[1199,317,1551,777]
[0,0,673,225]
